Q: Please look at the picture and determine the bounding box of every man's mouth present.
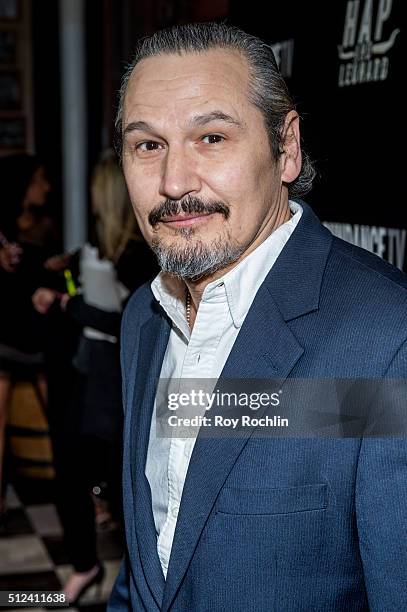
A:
[159,212,217,228]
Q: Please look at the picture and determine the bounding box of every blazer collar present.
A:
[263,200,333,321]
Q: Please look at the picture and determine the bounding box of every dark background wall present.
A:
[30,0,406,268]
[230,0,406,269]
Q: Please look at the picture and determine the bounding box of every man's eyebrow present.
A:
[123,120,155,136]
[122,112,243,137]
[188,111,243,129]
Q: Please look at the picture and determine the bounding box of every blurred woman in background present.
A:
[34,149,158,604]
[0,153,61,523]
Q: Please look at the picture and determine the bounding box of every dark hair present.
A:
[116,22,315,197]
[0,154,42,239]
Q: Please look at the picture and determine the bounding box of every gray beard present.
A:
[151,230,246,281]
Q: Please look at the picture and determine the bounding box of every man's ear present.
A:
[280,110,302,184]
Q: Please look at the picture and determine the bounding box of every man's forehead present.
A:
[126,48,250,96]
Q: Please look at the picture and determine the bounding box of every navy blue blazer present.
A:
[109,202,407,611]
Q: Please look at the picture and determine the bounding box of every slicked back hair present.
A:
[116,22,315,197]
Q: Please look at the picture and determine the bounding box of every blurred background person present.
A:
[0,153,66,524]
[33,149,158,605]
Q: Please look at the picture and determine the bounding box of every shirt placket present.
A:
[157,290,228,575]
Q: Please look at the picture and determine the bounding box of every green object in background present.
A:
[64,269,77,296]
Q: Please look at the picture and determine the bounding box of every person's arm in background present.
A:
[32,288,122,337]
[33,240,158,335]
[64,240,158,336]
[64,296,122,337]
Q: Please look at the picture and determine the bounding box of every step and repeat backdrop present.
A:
[230,0,405,270]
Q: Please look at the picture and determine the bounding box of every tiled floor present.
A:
[0,485,123,611]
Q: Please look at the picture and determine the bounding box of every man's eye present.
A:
[201,134,224,144]
[136,141,161,152]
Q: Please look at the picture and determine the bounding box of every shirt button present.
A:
[171,505,180,518]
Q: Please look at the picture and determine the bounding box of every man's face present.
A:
[122,49,287,280]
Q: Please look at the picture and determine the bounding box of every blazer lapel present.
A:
[162,287,304,611]
[130,310,171,608]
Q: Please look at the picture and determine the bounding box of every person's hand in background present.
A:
[60,292,71,311]
[44,251,73,272]
[32,287,60,314]
[32,288,71,314]
[0,243,23,273]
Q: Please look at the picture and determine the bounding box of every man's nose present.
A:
[159,146,201,200]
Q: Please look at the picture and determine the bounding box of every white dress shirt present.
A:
[145,201,303,577]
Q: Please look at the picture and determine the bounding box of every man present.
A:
[109,23,407,611]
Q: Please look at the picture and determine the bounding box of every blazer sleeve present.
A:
[107,555,131,611]
[119,283,152,413]
[356,338,407,611]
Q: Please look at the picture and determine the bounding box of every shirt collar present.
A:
[151,201,303,331]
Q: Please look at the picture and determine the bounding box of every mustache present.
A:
[148,196,230,227]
